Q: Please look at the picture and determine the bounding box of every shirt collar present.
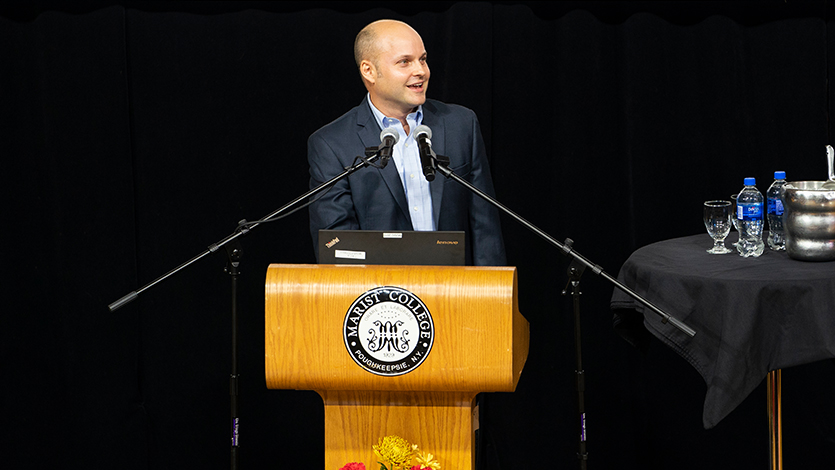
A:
[367,93,423,132]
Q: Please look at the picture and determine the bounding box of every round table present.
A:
[610,233,835,468]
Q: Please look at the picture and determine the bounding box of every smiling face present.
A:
[358,21,430,122]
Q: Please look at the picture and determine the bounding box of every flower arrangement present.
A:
[339,435,441,470]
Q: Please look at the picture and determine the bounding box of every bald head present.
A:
[354,19,430,122]
[354,20,421,68]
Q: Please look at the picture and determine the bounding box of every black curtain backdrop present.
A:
[3,1,835,469]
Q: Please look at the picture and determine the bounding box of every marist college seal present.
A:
[343,286,435,376]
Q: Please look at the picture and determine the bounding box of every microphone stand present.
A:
[428,153,696,470]
[108,149,389,470]
[564,258,588,469]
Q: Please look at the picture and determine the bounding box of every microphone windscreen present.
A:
[414,124,432,140]
[380,127,400,144]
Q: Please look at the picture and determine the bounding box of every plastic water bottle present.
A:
[766,171,787,251]
[736,177,765,257]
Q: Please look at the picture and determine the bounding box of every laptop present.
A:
[317,229,466,266]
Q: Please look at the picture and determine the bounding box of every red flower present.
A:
[339,463,366,470]
[410,466,423,470]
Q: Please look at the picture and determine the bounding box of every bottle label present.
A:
[738,202,763,221]
[767,198,784,216]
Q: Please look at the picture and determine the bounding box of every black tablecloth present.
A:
[610,233,835,428]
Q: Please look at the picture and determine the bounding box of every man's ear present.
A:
[360,59,376,85]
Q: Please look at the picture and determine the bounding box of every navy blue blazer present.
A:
[308,97,506,266]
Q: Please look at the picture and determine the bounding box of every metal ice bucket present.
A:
[783,181,835,261]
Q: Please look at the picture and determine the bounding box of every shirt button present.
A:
[413,206,418,211]
[410,174,415,179]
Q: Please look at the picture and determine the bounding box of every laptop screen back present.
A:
[317,230,465,266]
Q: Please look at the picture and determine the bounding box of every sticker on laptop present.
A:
[334,250,366,260]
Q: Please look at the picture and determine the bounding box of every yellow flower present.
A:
[373,435,414,468]
[415,451,441,470]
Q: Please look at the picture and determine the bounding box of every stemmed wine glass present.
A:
[704,200,733,254]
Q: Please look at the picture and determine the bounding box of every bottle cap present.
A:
[774,171,786,180]
[744,177,756,186]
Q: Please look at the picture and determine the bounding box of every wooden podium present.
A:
[265,264,529,469]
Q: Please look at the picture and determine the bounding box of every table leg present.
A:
[767,369,782,470]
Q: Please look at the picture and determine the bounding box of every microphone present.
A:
[414,124,435,182]
[378,127,399,168]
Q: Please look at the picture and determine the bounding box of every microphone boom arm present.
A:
[431,154,696,337]
[108,150,388,312]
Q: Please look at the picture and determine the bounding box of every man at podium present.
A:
[307,19,506,266]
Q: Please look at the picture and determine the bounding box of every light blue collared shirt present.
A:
[367,96,435,231]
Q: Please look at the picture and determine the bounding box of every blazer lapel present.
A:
[422,102,446,229]
[355,98,410,221]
